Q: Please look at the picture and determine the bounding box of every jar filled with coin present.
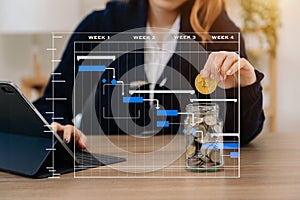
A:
[184,103,224,171]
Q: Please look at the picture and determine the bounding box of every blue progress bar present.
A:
[123,97,143,103]
[223,143,239,149]
[157,110,178,117]
[202,143,239,150]
[78,65,106,72]
[230,152,239,158]
[156,121,169,128]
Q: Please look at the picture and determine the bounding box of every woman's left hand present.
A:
[200,51,257,89]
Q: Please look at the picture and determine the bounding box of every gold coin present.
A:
[194,74,217,94]
[186,144,196,158]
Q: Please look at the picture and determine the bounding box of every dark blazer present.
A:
[34,0,265,145]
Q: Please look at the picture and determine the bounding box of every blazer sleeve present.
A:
[209,9,265,146]
[33,11,105,125]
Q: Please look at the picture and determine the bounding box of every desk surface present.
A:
[0,132,300,200]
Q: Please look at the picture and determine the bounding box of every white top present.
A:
[144,15,181,102]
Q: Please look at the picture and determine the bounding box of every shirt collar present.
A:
[146,15,181,36]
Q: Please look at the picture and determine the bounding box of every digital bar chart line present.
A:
[51,60,61,63]
[76,55,116,61]
[52,35,63,39]
[52,117,64,120]
[51,80,66,83]
[230,152,239,158]
[123,97,143,103]
[106,68,116,78]
[117,81,125,95]
[46,148,56,151]
[44,130,54,133]
[129,90,195,95]
[211,133,240,137]
[102,83,132,95]
[51,73,61,75]
[190,99,238,103]
[196,131,204,143]
[46,98,67,101]
[156,121,170,128]
[46,48,57,51]
[157,110,178,117]
[78,65,106,72]
[46,167,54,169]
[178,112,195,126]
[45,112,54,114]
[201,143,239,149]
[143,99,160,109]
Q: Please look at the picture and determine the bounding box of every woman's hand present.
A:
[200,51,257,89]
[51,122,87,149]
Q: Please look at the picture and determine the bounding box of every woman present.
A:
[34,0,265,148]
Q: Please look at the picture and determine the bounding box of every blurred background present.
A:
[0,0,298,134]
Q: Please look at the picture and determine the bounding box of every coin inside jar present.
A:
[208,149,221,163]
[204,114,217,126]
[186,144,196,158]
[187,157,204,167]
[197,152,210,163]
[194,116,204,124]
[194,124,207,138]
[194,74,217,94]
[213,123,223,133]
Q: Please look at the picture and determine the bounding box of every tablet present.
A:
[0,82,124,178]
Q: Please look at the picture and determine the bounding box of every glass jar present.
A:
[184,103,224,171]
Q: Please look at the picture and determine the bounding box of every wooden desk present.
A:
[0,132,299,199]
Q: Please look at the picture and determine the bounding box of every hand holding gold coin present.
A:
[196,51,257,92]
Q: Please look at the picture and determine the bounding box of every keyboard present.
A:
[75,150,104,167]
